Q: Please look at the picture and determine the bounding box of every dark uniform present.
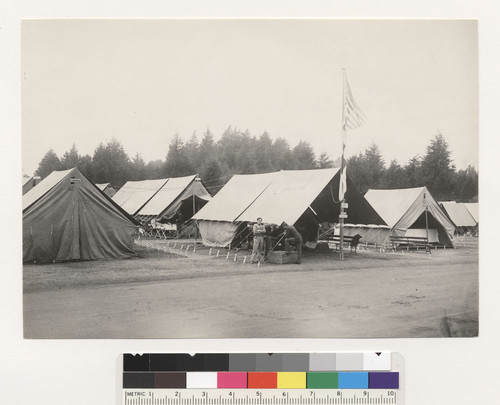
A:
[284,223,303,264]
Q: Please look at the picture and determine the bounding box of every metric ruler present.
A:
[122,389,399,405]
[121,353,404,405]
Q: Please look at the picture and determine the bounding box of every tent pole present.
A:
[339,69,346,262]
[340,203,345,261]
[424,192,430,252]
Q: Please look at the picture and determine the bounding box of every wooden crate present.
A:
[267,251,298,264]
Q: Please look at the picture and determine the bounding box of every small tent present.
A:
[23,168,138,263]
[464,202,479,224]
[439,201,477,235]
[96,183,117,198]
[22,175,41,195]
[135,175,211,225]
[193,168,385,247]
[112,178,168,215]
[364,187,456,247]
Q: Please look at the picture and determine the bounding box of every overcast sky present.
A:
[22,19,478,176]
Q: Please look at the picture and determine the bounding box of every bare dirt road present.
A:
[23,239,478,338]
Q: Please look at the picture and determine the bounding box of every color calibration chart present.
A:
[122,353,404,405]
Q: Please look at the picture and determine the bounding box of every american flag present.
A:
[339,72,366,201]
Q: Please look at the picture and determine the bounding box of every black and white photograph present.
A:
[21,19,478,339]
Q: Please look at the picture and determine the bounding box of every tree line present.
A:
[33,127,477,202]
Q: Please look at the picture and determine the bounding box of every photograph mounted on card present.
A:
[22,19,478,338]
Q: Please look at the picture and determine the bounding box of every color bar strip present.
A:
[307,372,339,388]
[309,354,336,371]
[338,372,368,389]
[336,354,363,371]
[149,354,230,372]
[248,372,277,388]
[281,354,310,371]
[186,372,218,388]
[217,372,247,388]
[369,372,399,389]
[123,372,155,388]
[363,353,391,371]
[155,372,186,388]
[277,372,307,389]
[123,354,150,371]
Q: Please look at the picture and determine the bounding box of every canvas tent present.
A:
[364,186,456,247]
[439,201,477,234]
[193,168,385,247]
[23,168,138,263]
[96,183,117,198]
[22,175,41,195]
[112,178,168,215]
[464,202,479,224]
[135,175,211,225]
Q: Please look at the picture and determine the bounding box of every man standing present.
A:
[282,222,303,264]
[250,217,266,263]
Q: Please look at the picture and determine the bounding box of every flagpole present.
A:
[339,69,346,262]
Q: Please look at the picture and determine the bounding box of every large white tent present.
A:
[135,175,211,224]
[439,201,477,234]
[464,202,479,224]
[193,168,386,247]
[112,175,211,226]
[365,186,456,247]
[112,179,168,216]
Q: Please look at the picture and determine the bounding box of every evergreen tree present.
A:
[79,154,93,179]
[420,133,456,200]
[454,165,478,202]
[292,140,317,169]
[35,149,61,179]
[202,159,224,195]
[131,153,146,180]
[346,143,385,192]
[317,152,334,168]
[164,133,194,177]
[185,132,200,172]
[60,143,80,169]
[380,160,409,188]
[404,155,423,187]
[235,130,257,174]
[255,131,274,173]
[145,159,165,179]
[271,137,294,170]
[92,138,132,187]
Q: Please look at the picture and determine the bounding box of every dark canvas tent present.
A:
[365,186,456,247]
[96,183,117,198]
[192,168,385,247]
[23,168,138,263]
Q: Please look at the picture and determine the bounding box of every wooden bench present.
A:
[389,236,431,252]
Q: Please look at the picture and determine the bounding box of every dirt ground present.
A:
[23,237,478,338]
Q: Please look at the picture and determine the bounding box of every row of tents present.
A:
[22,167,478,263]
